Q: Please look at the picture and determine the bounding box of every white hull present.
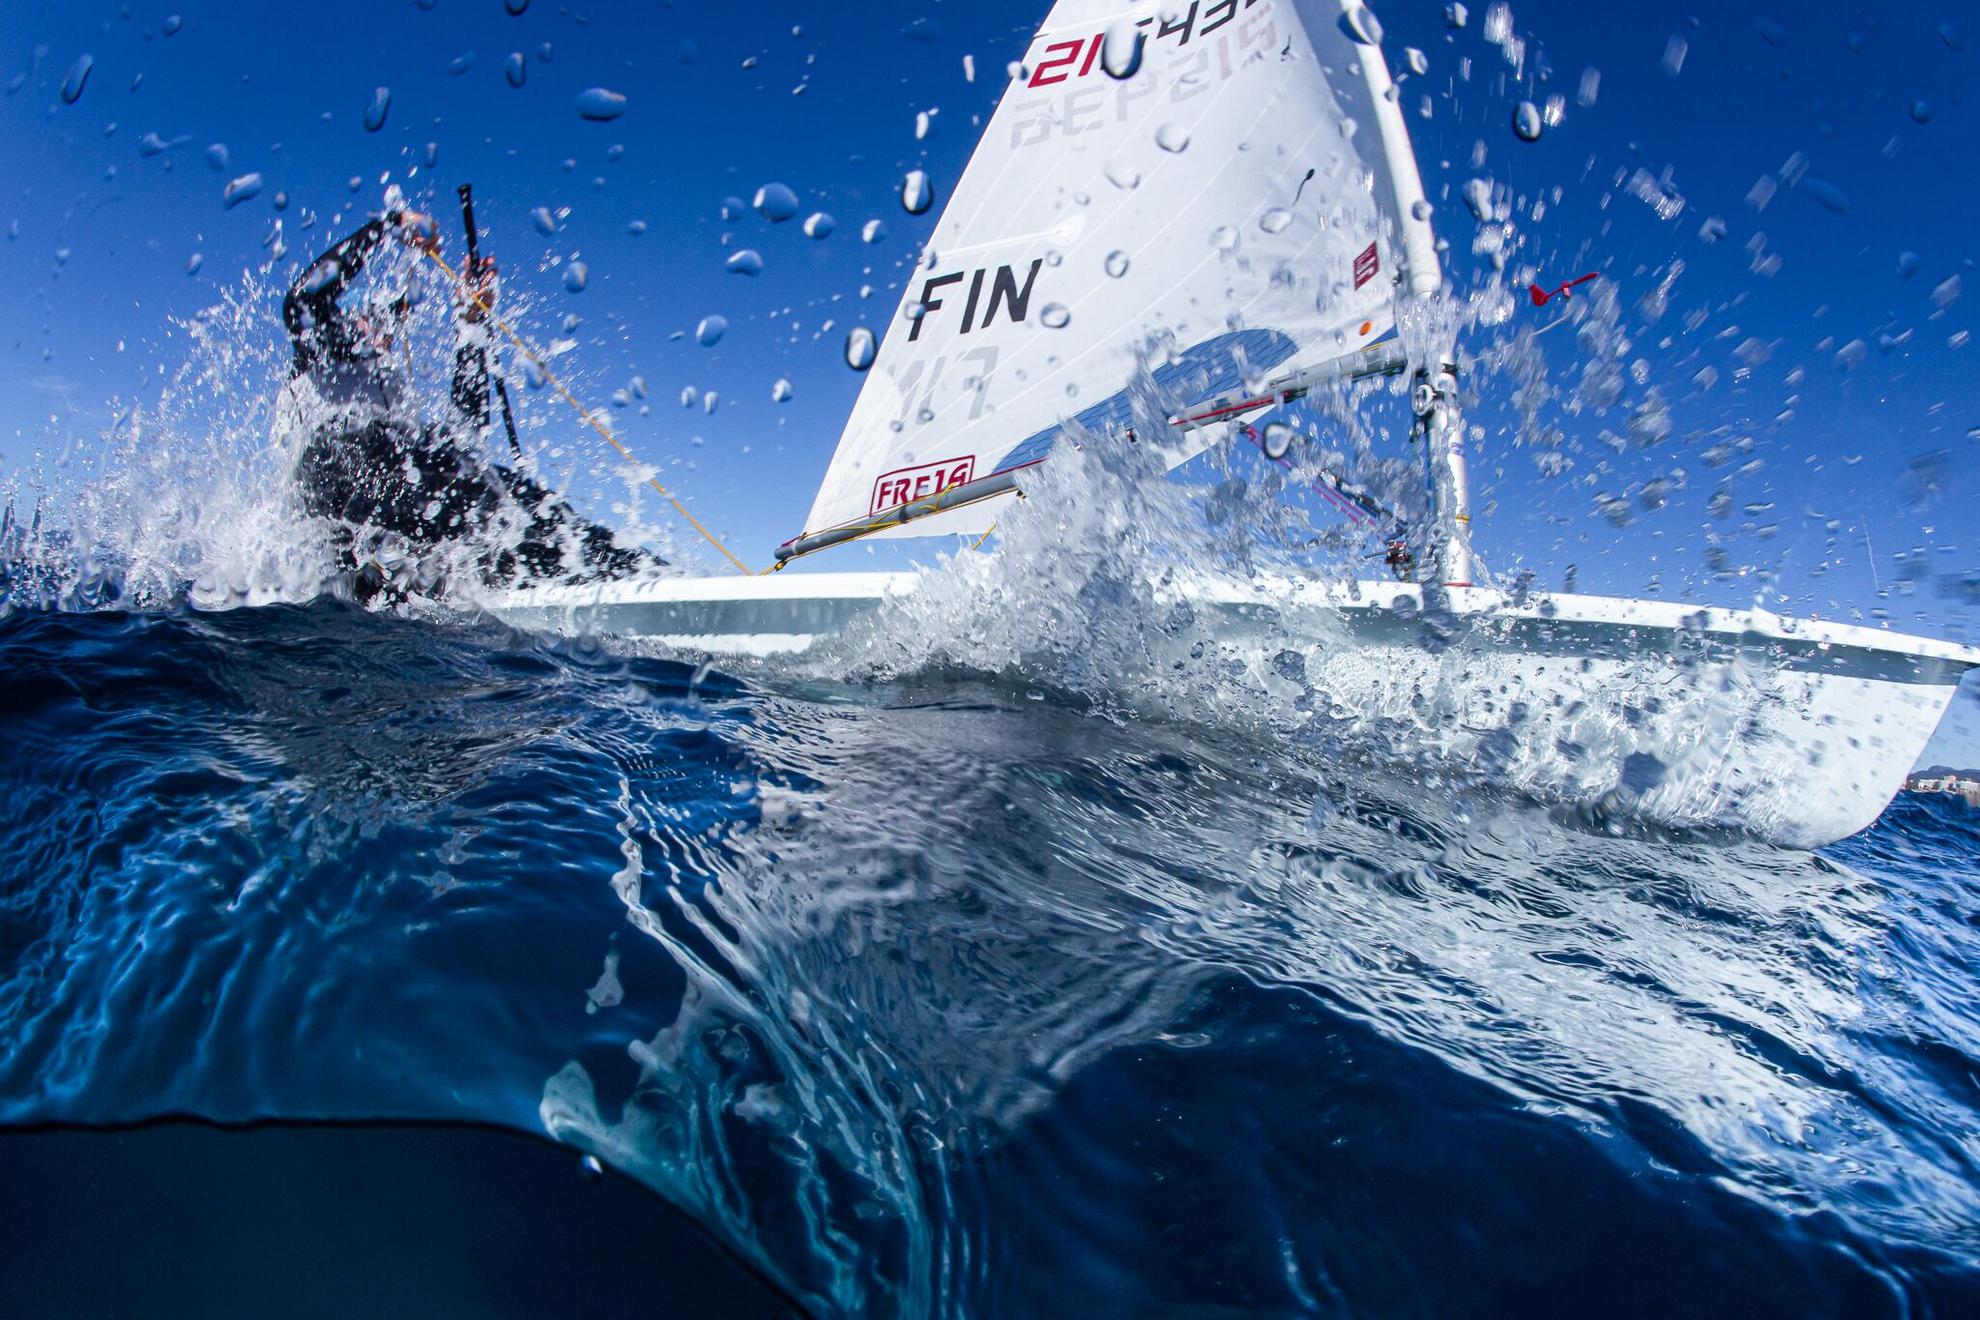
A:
[486,572,1979,848]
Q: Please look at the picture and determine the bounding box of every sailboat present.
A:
[487,0,1979,847]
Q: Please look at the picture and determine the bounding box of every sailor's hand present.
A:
[394,210,441,254]
[461,255,498,323]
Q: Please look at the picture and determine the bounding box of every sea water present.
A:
[2,594,1978,1315]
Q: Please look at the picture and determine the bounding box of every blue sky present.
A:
[2,0,1975,759]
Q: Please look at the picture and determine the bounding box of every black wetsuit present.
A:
[285,219,652,597]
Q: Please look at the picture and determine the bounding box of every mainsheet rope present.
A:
[420,244,1006,574]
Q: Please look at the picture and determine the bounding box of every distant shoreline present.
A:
[1905,767,1980,807]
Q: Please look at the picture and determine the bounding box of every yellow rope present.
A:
[423,246,1008,575]
[418,246,756,576]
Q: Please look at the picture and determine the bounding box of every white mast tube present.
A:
[1421,365,1475,586]
[1338,0,1471,583]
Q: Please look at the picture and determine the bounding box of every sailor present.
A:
[279,206,652,599]
[1384,537,1415,582]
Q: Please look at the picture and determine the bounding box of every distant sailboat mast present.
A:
[778,0,1473,585]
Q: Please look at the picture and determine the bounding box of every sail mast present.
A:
[1331,2,1472,586]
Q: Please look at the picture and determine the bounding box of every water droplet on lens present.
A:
[162,14,183,36]
[753,182,799,221]
[363,86,391,133]
[1662,35,1688,77]
[1261,421,1294,460]
[563,261,588,293]
[1101,22,1144,78]
[504,0,529,14]
[448,52,475,75]
[772,378,793,402]
[221,172,262,207]
[1909,99,1932,124]
[695,314,727,346]
[185,251,202,274]
[802,211,835,239]
[1104,158,1140,190]
[1343,4,1384,45]
[1462,177,1494,221]
[530,206,557,235]
[1512,100,1542,141]
[1803,178,1850,214]
[718,195,745,222]
[1104,249,1130,278]
[861,218,886,243]
[1155,122,1190,153]
[1260,208,1293,234]
[205,142,229,171]
[900,169,933,214]
[1210,225,1239,253]
[1897,250,1919,278]
[505,52,526,87]
[627,219,647,236]
[1039,302,1071,328]
[1405,47,1429,75]
[574,87,627,121]
[725,248,763,275]
[1410,199,1432,222]
[845,326,877,371]
[59,54,92,105]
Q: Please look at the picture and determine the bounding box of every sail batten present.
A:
[787,0,1438,554]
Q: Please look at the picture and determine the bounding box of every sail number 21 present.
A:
[1026,0,1270,87]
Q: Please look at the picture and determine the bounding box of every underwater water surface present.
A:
[3,601,1978,1316]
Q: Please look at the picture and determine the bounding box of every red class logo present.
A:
[1353,242,1379,289]
[872,456,977,515]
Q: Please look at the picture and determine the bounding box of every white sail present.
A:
[791,0,1439,551]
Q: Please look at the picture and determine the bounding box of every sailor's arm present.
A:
[283,221,385,341]
[282,211,438,342]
